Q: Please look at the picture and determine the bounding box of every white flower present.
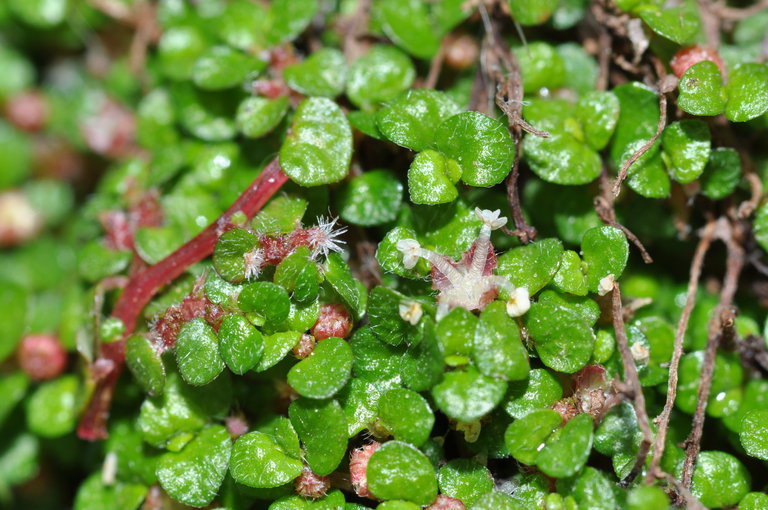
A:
[506,287,530,317]
[474,208,508,230]
[597,274,615,296]
[309,215,347,258]
[399,300,423,325]
[630,342,650,365]
[396,238,422,269]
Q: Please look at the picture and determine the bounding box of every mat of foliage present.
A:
[1,0,768,509]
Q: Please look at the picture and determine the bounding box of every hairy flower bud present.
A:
[18,334,68,381]
[311,303,352,340]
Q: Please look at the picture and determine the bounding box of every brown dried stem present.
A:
[647,219,717,483]
[611,282,654,486]
[681,219,744,487]
[596,170,654,263]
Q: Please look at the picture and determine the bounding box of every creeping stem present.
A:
[78,158,289,440]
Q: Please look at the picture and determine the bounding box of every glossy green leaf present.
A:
[238,282,291,327]
[700,148,741,200]
[677,351,744,417]
[740,409,768,460]
[526,300,595,373]
[436,307,477,362]
[215,1,270,50]
[271,490,346,509]
[552,250,588,296]
[504,409,562,465]
[637,3,700,43]
[367,441,438,505]
[536,413,593,478]
[661,120,711,183]
[741,493,768,510]
[0,121,32,189]
[347,46,416,110]
[725,63,768,122]
[627,486,669,510]
[192,46,265,90]
[256,331,302,372]
[400,317,444,392]
[0,373,29,426]
[755,202,768,253]
[377,0,441,59]
[252,195,308,234]
[289,398,347,475]
[376,227,428,278]
[157,425,231,507]
[134,227,183,265]
[471,490,523,510]
[0,46,34,99]
[690,451,750,508]
[230,431,304,488]
[368,286,418,346]
[378,388,434,446]
[496,238,563,294]
[284,48,346,98]
[268,0,319,46]
[157,26,208,81]
[173,84,238,141]
[431,366,508,422]
[473,302,530,380]
[437,459,494,505]
[236,96,289,139]
[581,226,629,293]
[350,326,405,384]
[508,0,558,25]
[0,282,28,361]
[435,112,515,187]
[504,368,563,419]
[26,375,78,438]
[73,473,147,510]
[176,318,225,386]
[288,337,353,399]
[407,150,460,205]
[575,91,620,151]
[280,97,352,186]
[338,170,402,226]
[678,61,726,116]
[376,90,460,151]
[567,467,618,510]
[325,252,364,315]
[126,334,166,396]
[218,314,264,375]
[517,42,566,93]
[524,132,601,186]
[78,240,132,283]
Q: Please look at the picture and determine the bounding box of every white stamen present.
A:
[399,301,423,325]
[244,247,264,279]
[506,287,530,317]
[310,215,347,258]
[597,274,615,296]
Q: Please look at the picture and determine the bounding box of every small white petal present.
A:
[474,208,508,230]
[506,287,530,317]
[396,238,422,269]
[597,274,615,296]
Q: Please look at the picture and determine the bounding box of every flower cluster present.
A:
[396,208,530,320]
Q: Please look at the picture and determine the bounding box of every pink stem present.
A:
[78,159,288,440]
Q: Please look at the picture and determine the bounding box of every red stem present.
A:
[78,159,288,440]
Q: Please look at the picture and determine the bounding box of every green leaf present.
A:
[610,82,659,167]
[508,0,558,25]
[536,414,593,478]
[280,97,352,186]
[552,250,588,296]
[274,247,321,304]
[73,473,147,510]
[0,46,34,100]
[473,302,530,381]
[740,409,768,460]
[437,307,477,362]
[271,490,347,509]
[157,425,232,507]
[407,150,460,205]
[0,432,39,497]
[661,120,711,184]
[236,96,289,139]
[138,369,231,448]
[256,331,302,372]
[238,282,291,327]
[218,314,264,375]
[288,337,353,399]
[289,398,347,475]
[471,490,523,510]
[176,318,225,386]
[338,170,403,226]
[505,409,562,465]
[700,148,741,200]
[504,369,563,419]
[627,486,669,510]
[496,238,563,294]
[126,334,166,396]
[400,318,444,392]
[725,63,768,122]
[0,373,29,426]
[134,227,183,265]
[347,46,416,110]
[26,374,78,438]
[376,0,442,58]
[368,286,417,346]
[349,326,403,384]
[173,84,239,142]
[755,203,768,253]
[558,43,599,96]
[8,0,66,26]
[78,240,132,283]
[252,195,308,234]
[517,42,566,93]
[741,493,768,510]
[581,226,629,293]
[378,388,434,446]
[284,48,347,98]
[575,91,620,151]
[376,90,460,151]
[267,0,319,46]
[691,451,750,508]
[230,432,304,488]
[0,121,32,189]
[435,112,515,187]
[192,46,265,90]
[325,252,364,315]
[432,366,508,422]
[376,227,428,278]
[567,467,619,510]
[367,441,438,505]
[637,3,700,43]
[526,300,595,373]
[437,459,494,505]
[157,26,208,81]
[215,1,269,50]
[523,133,601,186]
[678,61,726,116]
[0,282,28,361]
